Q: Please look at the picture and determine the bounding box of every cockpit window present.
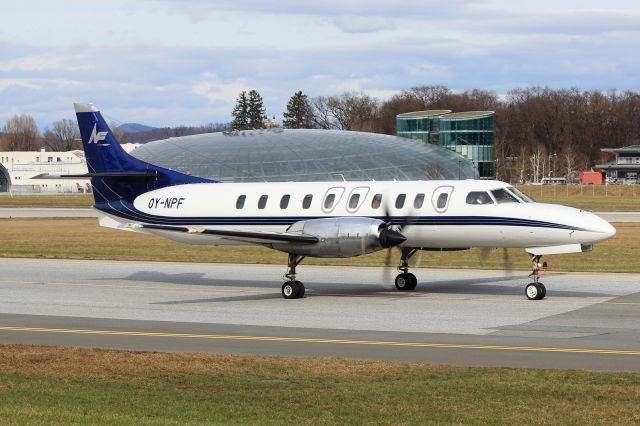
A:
[491,188,519,204]
[466,191,494,205]
[507,186,534,203]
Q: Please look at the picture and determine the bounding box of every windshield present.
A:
[491,188,520,204]
[507,186,534,203]
[466,191,494,205]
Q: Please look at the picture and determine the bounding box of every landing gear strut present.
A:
[395,248,418,291]
[525,254,547,300]
[282,254,305,299]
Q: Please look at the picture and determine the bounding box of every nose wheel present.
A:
[525,282,546,300]
[526,255,547,300]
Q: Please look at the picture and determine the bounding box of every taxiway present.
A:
[0,258,638,370]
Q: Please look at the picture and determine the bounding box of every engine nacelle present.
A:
[272,217,403,258]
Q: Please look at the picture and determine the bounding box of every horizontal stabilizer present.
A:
[141,224,319,244]
[32,172,161,179]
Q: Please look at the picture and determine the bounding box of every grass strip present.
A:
[0,345,638,424]
[0,218,638,273]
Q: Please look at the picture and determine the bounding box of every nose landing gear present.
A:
[526,254,546,300]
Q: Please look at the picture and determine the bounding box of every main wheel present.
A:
[282,281,300,299]
[295,281,305,298]
[405,273,417,290]
[395,273,414,291]
[525,283,544,300]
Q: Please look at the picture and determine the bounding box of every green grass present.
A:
[0,218,638,272]
[0,345,638,424]
[516,184,640,211]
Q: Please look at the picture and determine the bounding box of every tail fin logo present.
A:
[88,124,108,144]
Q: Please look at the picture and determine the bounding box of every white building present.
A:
[0,144,140,193]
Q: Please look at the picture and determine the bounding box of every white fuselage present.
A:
[97,179,616,252]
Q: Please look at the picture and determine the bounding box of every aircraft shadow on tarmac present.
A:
[129,270,617,304]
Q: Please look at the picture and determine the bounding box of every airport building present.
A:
[130,128,478,182]
[595,145,640,184]
[0,144,139,193]
[396,110,495,179]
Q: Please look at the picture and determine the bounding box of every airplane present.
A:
[69,103,616,300]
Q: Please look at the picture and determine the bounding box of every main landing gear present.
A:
[281,254,306,299]
[395,248,418,291]
[525,254,547,300]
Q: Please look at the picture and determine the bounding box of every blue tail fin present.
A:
[74,103,214,205]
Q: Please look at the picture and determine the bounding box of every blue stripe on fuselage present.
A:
[95,201,585,231]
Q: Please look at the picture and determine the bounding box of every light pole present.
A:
[548,153,557,180]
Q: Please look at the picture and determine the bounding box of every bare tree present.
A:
[42,118,80,151]
[1,114,40,151]
[310,92,379,131]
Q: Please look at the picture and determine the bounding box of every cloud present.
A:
[332,16,395,33]
[0,53,89,73]
[191,73,251,103]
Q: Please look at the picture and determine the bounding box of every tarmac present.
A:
[0,257,639,371]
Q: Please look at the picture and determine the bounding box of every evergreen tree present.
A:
[283,91,314,129]
[247,89,267,129]
[231,91,250,130]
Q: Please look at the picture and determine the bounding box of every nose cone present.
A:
[585,213,616,242]
[379,228,407,248]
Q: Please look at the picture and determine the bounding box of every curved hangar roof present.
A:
[130,128,477,183]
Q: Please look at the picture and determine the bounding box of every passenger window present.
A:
[466,191,493,205]
[348,193,360,209]
[371,194,382,209]
[280,194,290,209]
[324,193,336,209]
[431,185,454,213]
[414,193,425,209]
[437,193,448,209]
[236,195,246,209]
[302,194,313,209]
[258,195,268,209]
[395,194,406,209]
[491,188,519,204]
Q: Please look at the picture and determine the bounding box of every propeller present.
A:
[479,247,515,275]
[379,195,416,281]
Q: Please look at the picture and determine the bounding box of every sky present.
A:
[2,0,640,128]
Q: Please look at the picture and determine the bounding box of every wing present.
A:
[141,224,318,245]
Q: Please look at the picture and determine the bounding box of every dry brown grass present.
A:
[0,218,637,272]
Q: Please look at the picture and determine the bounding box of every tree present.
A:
[283,91,314,129]
[247,89,266,129]
[42,118,80,151]
[310,92,379,131]
[1,114,40,151]
[231,91,250,130]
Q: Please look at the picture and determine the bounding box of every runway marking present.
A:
[0,325,639,356]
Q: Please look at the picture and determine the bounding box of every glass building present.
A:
[396,110,451,145]
[397,110,495,179]
[130,128,478,182]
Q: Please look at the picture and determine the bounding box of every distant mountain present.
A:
[117,123,157,133]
